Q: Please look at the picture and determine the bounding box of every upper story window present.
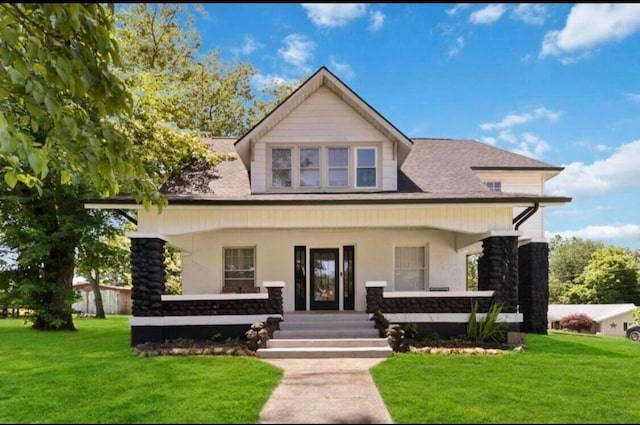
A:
[356,147,377,188]
[328,148,349,187]
[300,148,320,187]
[268,146,378,191]
[271,148,292,188]
[485,181,502,192]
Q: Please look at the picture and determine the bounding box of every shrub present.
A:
[559,313,593,333]
[467,301,508,344]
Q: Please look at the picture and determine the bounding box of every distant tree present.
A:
[577,246,640,304]
[548,235,604,303]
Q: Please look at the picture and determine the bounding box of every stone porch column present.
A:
[478,236,519,314]
[130,238,166,317]
[518,241,549,334]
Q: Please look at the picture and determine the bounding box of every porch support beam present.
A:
[518,241,549,334]
[130,238,166,317]
[478,235,519,315]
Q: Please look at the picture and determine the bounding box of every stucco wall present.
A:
[178,228,466,312]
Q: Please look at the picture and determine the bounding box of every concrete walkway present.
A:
[259,358,393,424]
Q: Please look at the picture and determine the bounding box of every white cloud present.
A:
[446,3,471,16]
[369,10,385,32]
[546,224,640,242]
[301,4,367,28]
[480,137,497,146]
[250,73,294,91]
[540,4,640,59]
[626,93,640,103]
[278,34,315,73]
[546,140,640,197]
[511,4,547,25]
[231,35,263,56]
[448,36,465,57]
[329,57,355,80]
[511,132,550,159]
[595,144,611,152]
[480,107,561,131]
[469,4,507,25]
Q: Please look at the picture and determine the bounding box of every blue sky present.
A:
[190,3,640,250]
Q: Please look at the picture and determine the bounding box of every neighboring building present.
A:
[73,282,132,315]
[548,304,638,338]
[86,66,571,345]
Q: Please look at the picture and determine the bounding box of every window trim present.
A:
[223,246,256,289]
[327,147,350,188]
[355,147,378,189]
[270,148,292,188]
[485,181,502,192]
[393,245,427,291]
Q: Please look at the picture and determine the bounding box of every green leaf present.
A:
[8,68,26,85]
[28,152,43,174]
[4,170,18,188]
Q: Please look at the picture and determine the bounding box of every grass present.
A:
[0,316,283,424]
[371,330,640,423]
[3,317,640,424]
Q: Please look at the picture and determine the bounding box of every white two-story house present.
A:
[87,66,571,345]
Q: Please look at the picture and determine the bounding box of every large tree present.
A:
[0,3,293,329]
[548,235,604,303]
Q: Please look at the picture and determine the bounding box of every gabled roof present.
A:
[548,304,637,323]
[234,66,414,169]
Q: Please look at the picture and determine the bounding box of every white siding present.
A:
[181,228,467,312]
[476,171,546,239]
[250,87,396,193]
[137,205,515,236]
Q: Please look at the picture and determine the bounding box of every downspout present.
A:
[115,209,137,226]
[513,202,539,230]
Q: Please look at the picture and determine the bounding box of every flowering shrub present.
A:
[559,313,593,333]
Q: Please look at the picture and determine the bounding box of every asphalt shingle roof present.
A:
[155,137,569,205]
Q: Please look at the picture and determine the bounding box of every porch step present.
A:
[274,328,381,339]
[257,312,392,359]
[257,346,392,359]
[268,338,390,348]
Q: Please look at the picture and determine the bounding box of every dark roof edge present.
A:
[471,166,564,171]
[85,195,572,207]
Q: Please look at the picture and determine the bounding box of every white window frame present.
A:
[485,181,502,192]
[355,147,378,189]
[393,245,426,291]
[223,246,256,289]
[270,148,292,188]
[299,147,321,188]
[327,147,349,188]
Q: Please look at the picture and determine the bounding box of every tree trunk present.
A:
[89,271,106,319]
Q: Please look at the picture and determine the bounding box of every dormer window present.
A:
[300,148,320,187]
[356,147,377,188]
[271,148,292,188]
[328,148,349,187]
[485,181,502,192]
[268,145,379,191]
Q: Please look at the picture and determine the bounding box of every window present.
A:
[299,148,320,187]
[485,181,501,192]
[271,149,291,188]
[224,247,255,290]
[328,148,349,187]
[356,147,377,188]
[394,246,425,291]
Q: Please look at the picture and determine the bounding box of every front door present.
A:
[310,248,339,310]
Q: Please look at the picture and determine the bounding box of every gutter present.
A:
[513,202,539,230]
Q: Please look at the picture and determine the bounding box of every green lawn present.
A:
[371,331,640,423]
[2,317,640,423]
[0,316,283,424]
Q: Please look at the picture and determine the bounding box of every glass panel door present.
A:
[310,248,339,310]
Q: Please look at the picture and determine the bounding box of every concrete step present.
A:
[267,338,390,348]
[256,346,393,359]
[278,320,374,330]
[282,312,370,322]
[274,328,381,339]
